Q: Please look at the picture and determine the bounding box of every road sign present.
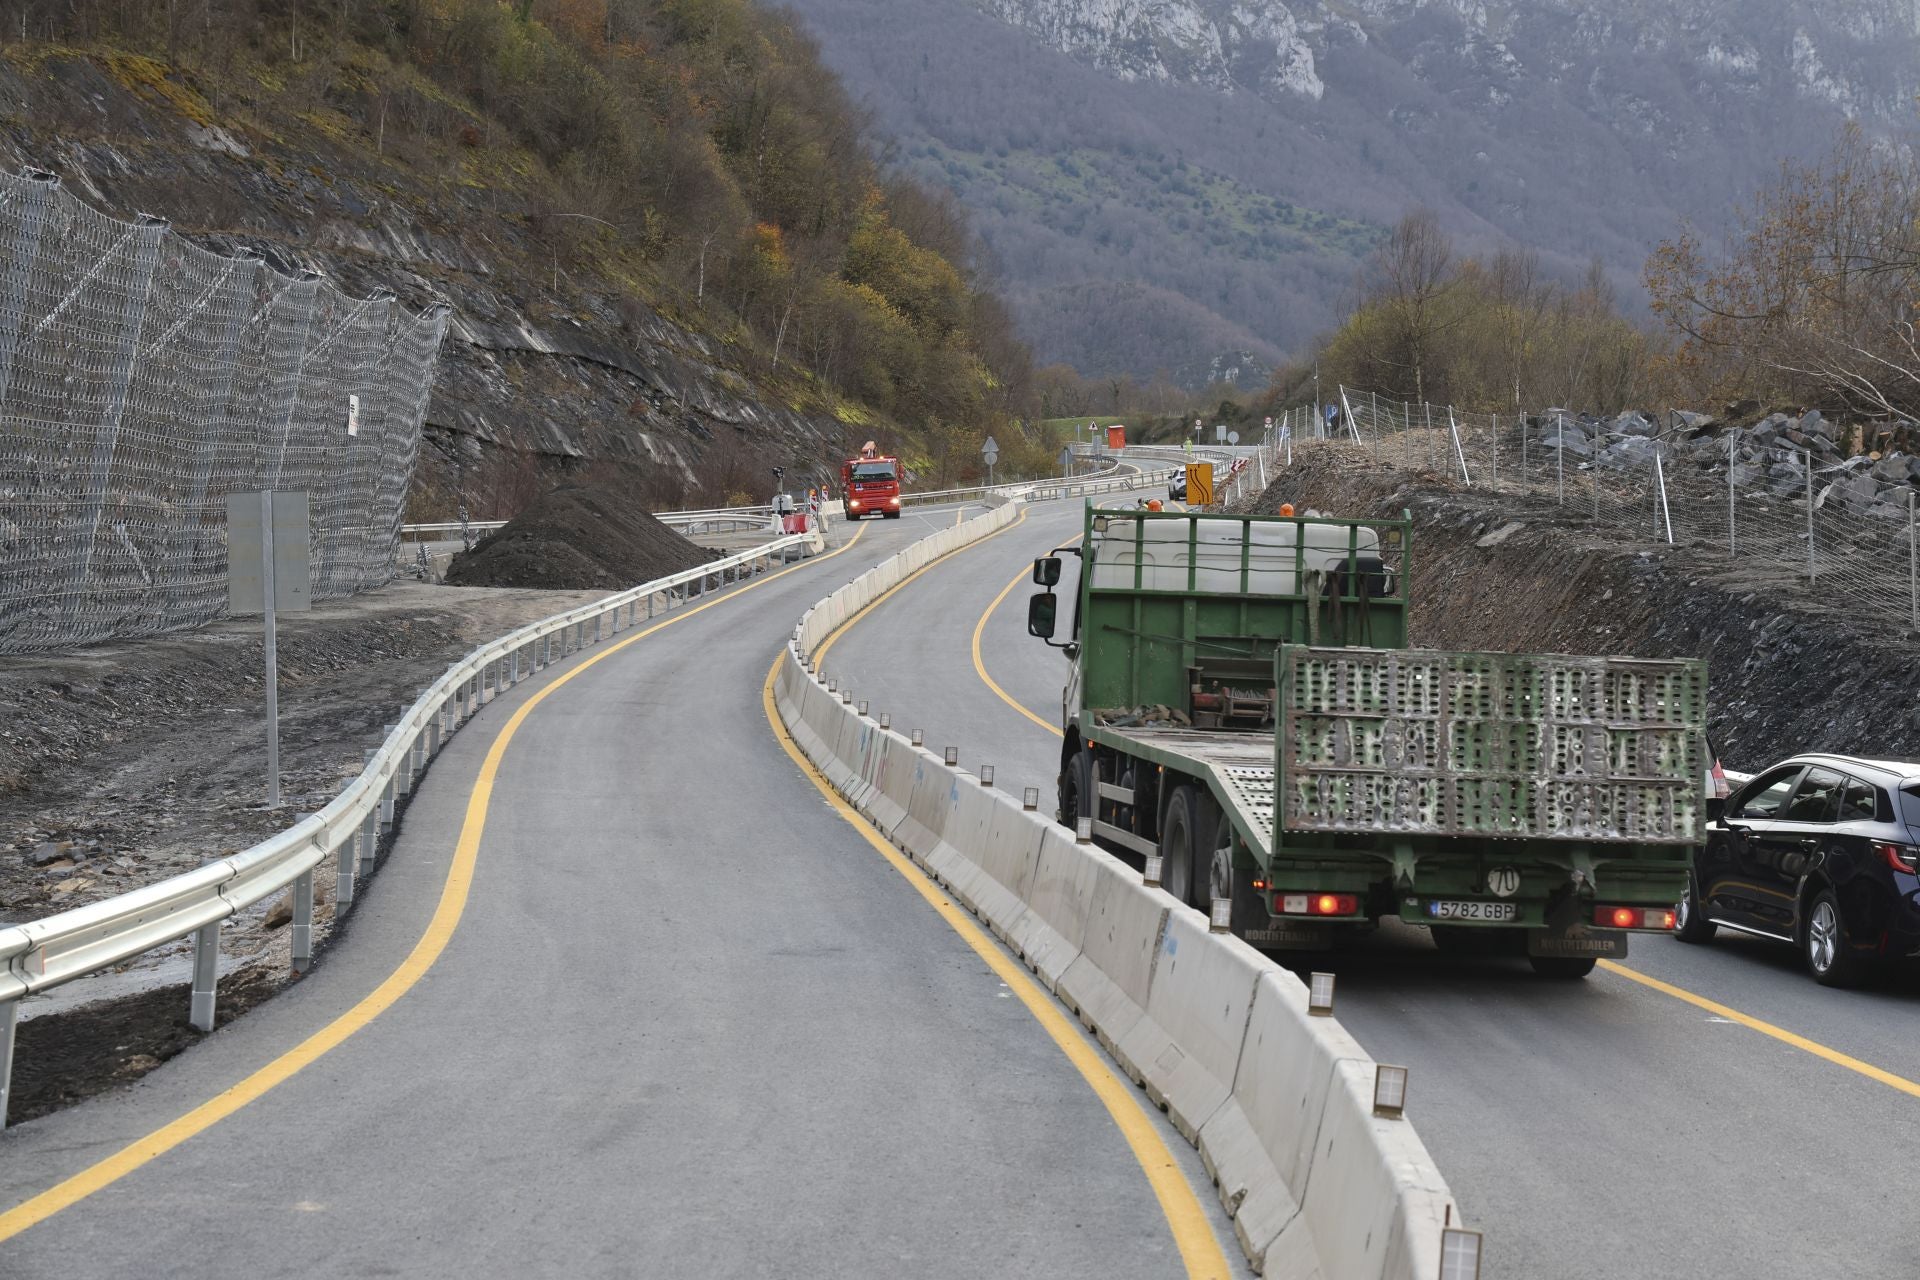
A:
[982,436,999,465]
[1215,423,1227,443]
[1058,447,1072,475]
[1185,462,1215,506]
[1229,431,1240,445]
[228,491,311,614]
[228,491,312,809]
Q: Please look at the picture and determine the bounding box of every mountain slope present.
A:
[782,0,1920,384]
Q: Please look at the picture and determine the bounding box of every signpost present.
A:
[982,435,999,488]
[1215,423,1227,443]
[1058,446,1072,479]
[228,492,312,808]
[1185,462,1215,507]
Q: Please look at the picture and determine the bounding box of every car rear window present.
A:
[1781,768,1845,823]
[1837,777,1882,823]
[1901,784,1920,833]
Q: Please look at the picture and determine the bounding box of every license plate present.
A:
[1427,900,1518,922]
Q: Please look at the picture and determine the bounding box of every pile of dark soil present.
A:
[1248,446,1920,772]
[443,484,715,590]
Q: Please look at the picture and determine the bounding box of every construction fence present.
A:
[0,166,451,653]
[1264,389,1920,636]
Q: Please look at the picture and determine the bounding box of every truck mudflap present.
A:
[1243,920,1334,950]
[1527,925,1629,960]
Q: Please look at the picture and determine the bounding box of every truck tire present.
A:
[1159,786,1200,906]
[1059,749,1093,833]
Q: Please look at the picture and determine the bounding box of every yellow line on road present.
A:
[1598,960,1920,1099]
[969,541,1080,737]
[813,507,1027,667]
[761,652,1231,1280]
[0,524,870,1241]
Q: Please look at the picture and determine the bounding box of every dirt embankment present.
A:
[444,484,716,590]
[1253,449,1920,772]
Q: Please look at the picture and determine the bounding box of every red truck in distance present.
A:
[841,442,902,521]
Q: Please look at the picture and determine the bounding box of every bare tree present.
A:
[1371,208,1457,403]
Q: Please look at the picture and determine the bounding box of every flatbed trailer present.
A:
[1026,505,1707,977]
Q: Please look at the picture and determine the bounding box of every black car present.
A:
[1677,753,1920,985]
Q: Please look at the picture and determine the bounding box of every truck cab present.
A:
[1026,505,1704,978]
[841,456,903,521]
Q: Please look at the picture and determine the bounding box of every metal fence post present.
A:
[1557,422,1565,506]
[291,868,314,973]
[1807,448,1817,583]
[1490,414,1498,491]
[1448,409,1472,486]
[1655,452,1675,544]
[1909,489,1916,631]
[189,922,221,1031]
[1728,432,1737,556]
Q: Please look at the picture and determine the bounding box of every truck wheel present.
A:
[1159,785,1201,907]
[1059,750,1093,833]
[1528,956,1598,979]
[1205,808,1235,906]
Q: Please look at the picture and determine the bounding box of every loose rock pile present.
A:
[1526,408,1920,521]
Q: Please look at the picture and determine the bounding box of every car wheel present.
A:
[1528,955,1598,979]
[1674,873,1717,944]
[1804,888,1863,987]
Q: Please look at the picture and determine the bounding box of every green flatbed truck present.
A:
[1025,505,1708,977]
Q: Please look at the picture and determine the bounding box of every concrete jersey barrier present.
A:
[776,500,1464,1280]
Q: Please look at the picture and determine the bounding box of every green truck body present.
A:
[1030,505,1705,975]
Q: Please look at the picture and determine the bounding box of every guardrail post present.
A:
[427,712,442,759]
[339,824,359,904]
[189,922,221,1031]
[393,726,413,797]
[380,771,396,830]
[291,869,314,973]
[0,999,16,1129]
[360,760,380,868]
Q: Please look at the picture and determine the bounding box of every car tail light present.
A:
[1710,760,1729,801]
[1278,892,1358,916]
[1594,905,1676,930]
[1875,841,1919,873]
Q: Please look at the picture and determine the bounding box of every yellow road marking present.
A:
[1598,960,1920,1100]
[970,541,1080,737]
[813,506,1027,667]
[0,523,870,1241]
[761,652,1231,1280]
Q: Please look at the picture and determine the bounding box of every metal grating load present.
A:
[1278,647,1709,844]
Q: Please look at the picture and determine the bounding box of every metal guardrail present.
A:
[0,529,821,1127]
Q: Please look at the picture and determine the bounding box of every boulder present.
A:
[1673,409,1717,433]
[1871,452,1911,484]
[1866,501,1909,523]
[1613,410,1656,437]
[1801,409,1834,438]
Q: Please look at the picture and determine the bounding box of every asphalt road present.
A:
[818,493,1920,1279]
[0,503,1225,1279]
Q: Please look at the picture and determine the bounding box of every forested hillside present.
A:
[2,0,1045,500]
[781,0,1920,387]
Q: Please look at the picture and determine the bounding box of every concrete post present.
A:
[189,922,221,1032]
[380,774,396,830]
[338,825,358,905]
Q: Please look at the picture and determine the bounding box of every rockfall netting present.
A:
[0,167,451,653]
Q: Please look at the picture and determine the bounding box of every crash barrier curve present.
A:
[773,503,1464,1280]
[0,528,825,1128]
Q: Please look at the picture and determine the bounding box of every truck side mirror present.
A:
[1032,556,1062,587]
[1027,592,1058,639]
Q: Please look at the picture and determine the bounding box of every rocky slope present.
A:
[782,0,1920,380]
[0,49,854,521]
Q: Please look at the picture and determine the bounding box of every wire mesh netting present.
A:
[1273,389,1920,637]
[0,167,451,653]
